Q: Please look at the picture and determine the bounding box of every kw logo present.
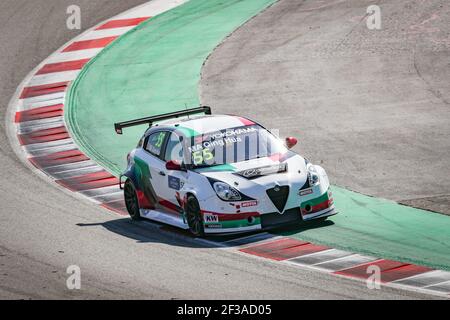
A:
[203,213,219,223]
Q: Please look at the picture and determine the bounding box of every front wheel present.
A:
[124,180,141,220]
[185,195,204,237]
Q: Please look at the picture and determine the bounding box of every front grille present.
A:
[266,185,289,212]
[260,208,302,229]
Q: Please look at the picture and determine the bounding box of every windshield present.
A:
[186,124,287,168]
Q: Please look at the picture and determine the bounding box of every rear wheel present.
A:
[124,180,141,220]
[186,195,204,237]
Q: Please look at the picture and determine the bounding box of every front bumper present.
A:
[204,224,262,234]
[203,205,336,234]
[201,176,336,234]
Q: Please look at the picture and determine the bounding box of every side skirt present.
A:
[140,208,189,229]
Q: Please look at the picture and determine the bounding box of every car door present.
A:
[161,132,189,213]
[139,130,172,213]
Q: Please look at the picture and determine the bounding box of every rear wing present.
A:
[114,106,211,134]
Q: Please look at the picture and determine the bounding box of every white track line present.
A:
[50,165,105,180]
[24,140,77,157]
[77,27,135,41]
[17,97,65,111]
[46,48,103,64]
[393,270,450,287]
[17,117,65,134]
[28,71,80,87]
[19,93,66,109]
[45,160,100,175]
[423,280,450,293]
[224,232,279,248]
[79,185,123,198]
[309,254,379,272]
[92,192,124,203]
[288,248,354,265]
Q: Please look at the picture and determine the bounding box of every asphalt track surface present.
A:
[201,0,450,215]
[0,1,442,299]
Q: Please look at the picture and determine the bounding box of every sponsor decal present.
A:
[188,126,262,166]
[168,175,181,190]
[188,127,257,153]
[204,223,221,229]
[299,188,313,196]
[242,168,259,178]
[203,212,219,223]
[241,201,258,208]
[235,163,287,179]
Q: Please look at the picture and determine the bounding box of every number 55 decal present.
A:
[192,148,214,165]
[155,132,165,148]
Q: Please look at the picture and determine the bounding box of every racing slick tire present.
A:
[124,179,141,221]
[186,195,205,237]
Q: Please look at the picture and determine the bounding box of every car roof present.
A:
[149,114,256,137]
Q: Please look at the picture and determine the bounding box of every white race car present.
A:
[115,107,336,236]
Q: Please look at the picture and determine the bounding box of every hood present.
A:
[195,152,309,196]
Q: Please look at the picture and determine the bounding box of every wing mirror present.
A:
[285,136,298,149]
[166,160,185,171]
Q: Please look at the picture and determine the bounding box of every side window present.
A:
[164,132,184,163]
[145,131,167,157]
[137,136,144,148]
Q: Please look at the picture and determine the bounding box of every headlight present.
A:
[307,164,320,186]
[213,182,242,201]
